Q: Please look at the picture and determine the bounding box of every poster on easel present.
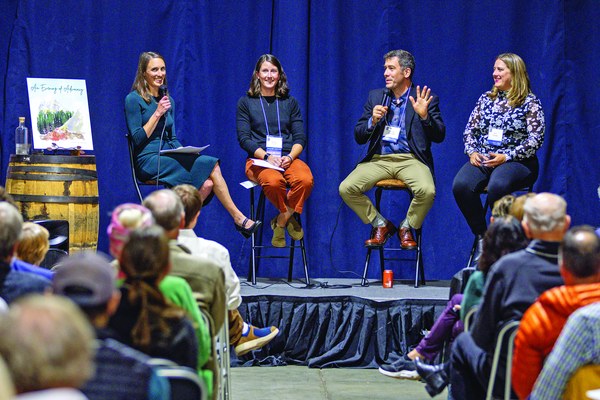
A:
[26,78,94,151]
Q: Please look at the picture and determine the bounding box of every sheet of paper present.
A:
[251,158,284,171]
[160,145,210,154]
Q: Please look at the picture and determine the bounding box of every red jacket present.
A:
[512,284,600,399]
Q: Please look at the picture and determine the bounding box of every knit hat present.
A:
[107,203,154,258]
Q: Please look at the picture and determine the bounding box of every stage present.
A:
[233,278,450,368]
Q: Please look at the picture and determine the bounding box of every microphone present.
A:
[381,89,392,108]
[158,85,168,98]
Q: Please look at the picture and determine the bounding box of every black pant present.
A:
[452,157,538,235]
[449,332,492,399]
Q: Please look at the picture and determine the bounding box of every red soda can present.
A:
[383,269,394,288]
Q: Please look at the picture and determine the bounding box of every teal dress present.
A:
[125,91,217,191]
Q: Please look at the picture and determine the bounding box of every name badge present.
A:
[487,128,504,146]
[382,126,400,143]
[266,135,283,157]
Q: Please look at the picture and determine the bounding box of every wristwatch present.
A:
[263,153,271,160]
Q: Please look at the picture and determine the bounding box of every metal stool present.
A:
[240,181,310,286]
[466,184,533,267]
[361,179,425,288]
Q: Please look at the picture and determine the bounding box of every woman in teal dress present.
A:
[125,51,260,237]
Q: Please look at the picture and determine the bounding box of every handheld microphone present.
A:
[381,89,392,108]
[158,85,168,98]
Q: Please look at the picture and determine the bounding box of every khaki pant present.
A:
[228,309,244,345]
[338,153,435,229]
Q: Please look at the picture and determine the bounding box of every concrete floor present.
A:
[230,365,447,400]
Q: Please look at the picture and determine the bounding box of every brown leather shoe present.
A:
[399,227,417,249]
[365,221,397,247]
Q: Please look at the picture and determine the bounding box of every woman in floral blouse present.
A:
[452,53,544,254]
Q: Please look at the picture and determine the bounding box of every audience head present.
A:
[479,216,529,274]
[15,222,49,266]
[142,189,184,236]
[107,203,154,258]
[559,225,600,284]
[119,225,183,349]
[247,54,289,97]
[0,295,94,394]
[510,192,536,221]
[384,49,416,79]
[491,194,516,221]
[522,193,570,240]
[132,51,167,102]
[0,202,23,261]
[52,252,120,325]
[173,184,202,228]
[0,186,17,209]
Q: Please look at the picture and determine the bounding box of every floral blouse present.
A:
[463,91,545,161]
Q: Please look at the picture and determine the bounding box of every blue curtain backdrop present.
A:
[1,0,598,281]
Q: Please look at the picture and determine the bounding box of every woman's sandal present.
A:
[235,218,262,238]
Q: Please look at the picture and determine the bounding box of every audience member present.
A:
[512,225,600,399]
[15,222,49,265]
[0,295,94,399]
[530,302,600,399]
[107,203,214,396]
[108,225,199,369]
[142,190,226,333]
[173,184,279,355]
[53,251,170,400]
[509,192,536,221]
[0,203,50,304]
[11,222,54,280]
[415,193,568,399]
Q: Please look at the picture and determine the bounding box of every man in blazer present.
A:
[339,49,445,248]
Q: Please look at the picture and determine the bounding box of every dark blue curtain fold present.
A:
[1,0,598,280]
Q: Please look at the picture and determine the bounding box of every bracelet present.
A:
[263,153,271,161]
[285,155,293,162]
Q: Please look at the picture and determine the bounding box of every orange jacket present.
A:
[512,284,600,399]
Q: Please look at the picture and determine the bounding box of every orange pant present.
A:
[245,158,314,214]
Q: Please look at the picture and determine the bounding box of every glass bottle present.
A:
[15,117,30,155]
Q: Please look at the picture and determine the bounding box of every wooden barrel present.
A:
[5,154,99,253]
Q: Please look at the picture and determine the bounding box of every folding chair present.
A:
[486,320,520,400]
[156,365,207,400]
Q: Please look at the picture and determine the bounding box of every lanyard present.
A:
[259,96,282,137]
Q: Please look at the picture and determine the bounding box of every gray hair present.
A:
[523,193,567,233]
[384,49,415,79]
[0,295,94,393]
[143,189,184,231]
[0,202,23,259]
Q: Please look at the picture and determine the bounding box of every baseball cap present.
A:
[52,252,116,307]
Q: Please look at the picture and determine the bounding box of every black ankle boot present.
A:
[414,357,449,397]
[471,234,485,268]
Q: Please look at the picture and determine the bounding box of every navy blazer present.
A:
[354,86,445,175]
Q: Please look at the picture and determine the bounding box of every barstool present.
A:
[240,181,310,286]
[465,184,534,267]
[361,179,425,288]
